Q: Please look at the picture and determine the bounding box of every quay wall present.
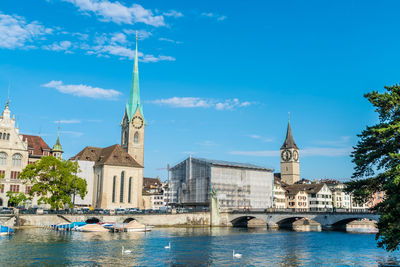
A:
[14,212,211,227]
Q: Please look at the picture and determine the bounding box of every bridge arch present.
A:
[331,217,378,230]
[85,217,101,224]
[230,216,257,227]
[123,217,136,224]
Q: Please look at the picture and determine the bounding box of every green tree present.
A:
[7,156,87,210]
[346,84,400,251]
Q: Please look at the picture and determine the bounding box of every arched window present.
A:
[12,154,22,167]
[128,177,132,203]
[0,152,7,165]
[2,134,5,140]
[120,171,125,203]
[112,176,116,203]
[6,134,9,140]
[134,132,139,144]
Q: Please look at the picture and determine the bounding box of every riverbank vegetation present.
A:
[7,156,87,210]
[346,84,400,251]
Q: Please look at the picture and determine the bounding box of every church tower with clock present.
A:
[121,32,145,166]
[280,120,300,185]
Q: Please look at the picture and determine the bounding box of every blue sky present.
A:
[0,0,398,181]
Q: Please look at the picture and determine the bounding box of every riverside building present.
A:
[170,157,274,211]
[71,33,144,210]
[0,100,61,207]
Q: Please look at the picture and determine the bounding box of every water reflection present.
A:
[0,228,398,266]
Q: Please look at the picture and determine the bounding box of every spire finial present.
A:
[136,30,138,41]
[6,82,10,108]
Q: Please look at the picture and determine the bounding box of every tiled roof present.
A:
[284,183,326,195]
[143,177,162,187]
[70,144,142,168]
[22,134,51,157]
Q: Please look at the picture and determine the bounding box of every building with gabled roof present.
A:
[0,100,59,207]
[71,144,143,209]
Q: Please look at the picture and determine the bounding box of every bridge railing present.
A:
[229,208,376,214]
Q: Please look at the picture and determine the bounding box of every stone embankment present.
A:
[8,212,211,227]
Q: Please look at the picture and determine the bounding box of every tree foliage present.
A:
[7,156,87,210]
[346,85,400,251]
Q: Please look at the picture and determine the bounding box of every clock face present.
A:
[132,116,144,129]
[293,150,299,161]
[281,150,292,162]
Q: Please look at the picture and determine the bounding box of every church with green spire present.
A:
[52,126,63,159]
[121,31,145,167]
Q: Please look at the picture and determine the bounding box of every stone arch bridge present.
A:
[0,211,379,229]
[224,211,379,229]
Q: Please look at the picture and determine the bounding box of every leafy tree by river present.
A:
[346,85,400,251]
[7,156,87,210]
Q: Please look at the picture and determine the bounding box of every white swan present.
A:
[233,250,242,258]
[164,242,171,249]
[122,246,132,254]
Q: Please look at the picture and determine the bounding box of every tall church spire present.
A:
[281,119,298,149]
[126,31,143,120]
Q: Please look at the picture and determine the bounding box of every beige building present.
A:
[71,145,143,209]
[273,177,286,209]
[0,101,57,207]
[285,186,308,211]
[285,183,333,211]
[280,121,300,185]
[142,177,165,210]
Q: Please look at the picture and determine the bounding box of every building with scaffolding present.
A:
[170,157,274,211]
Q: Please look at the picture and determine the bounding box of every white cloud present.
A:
[201,12,227,21]
[43,40,72,52]
[248,134,274,143]
[0,13,52,49]
[151,97,252,110]
[42,80,121,99]
[152,97,212,108]
[54,119,81,124]
[159,37,182,44]
[163,10,183,18]
[215,99,252,110]
[229,147,353,157]
[63,0,165,26]
[81,32,175,62]
[123,29,152,39]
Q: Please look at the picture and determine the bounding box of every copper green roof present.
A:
[126,36,143,120]
[52,128,63,152]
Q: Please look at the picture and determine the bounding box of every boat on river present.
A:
[107,220,152,232]
[75,224,109,232]
[0,225,14,236]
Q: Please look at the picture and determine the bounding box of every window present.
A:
[12,154,22,167]
[9,185,19,192]
[112,176,116,203]
[6,134,9,140]
[120,171,125,203]
[25,186,32,194]
[11,171,20,179]
[128,177,132,203]
[1,184,4,193]
[134,132,139,144]
[0,152,6,165]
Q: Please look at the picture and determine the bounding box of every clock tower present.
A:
[121,32,145,166]
[280,119,300,185]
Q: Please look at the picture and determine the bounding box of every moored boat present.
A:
[0,225,14,236]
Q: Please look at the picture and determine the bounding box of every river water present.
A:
[0,227,398,266]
